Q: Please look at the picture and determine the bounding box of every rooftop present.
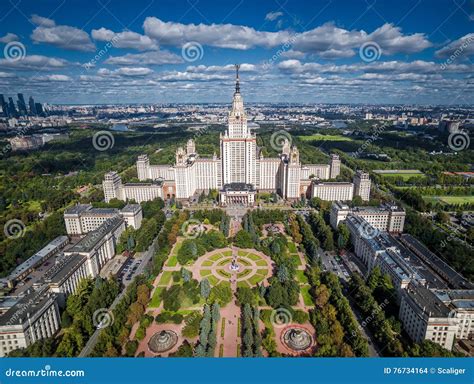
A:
[121,204,142,213]
[433,289,474,311]
[7,236,69,281]
[64,204,93,215]
[68,216,124,253]
[43,254,87,285]
[404,283,451,318]
[313,181,353,186]
[0,286,55,327]
[400,234,473,290]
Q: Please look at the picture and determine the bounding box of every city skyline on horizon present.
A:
[0,0,473,106]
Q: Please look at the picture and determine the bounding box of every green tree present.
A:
[200,278,211,299]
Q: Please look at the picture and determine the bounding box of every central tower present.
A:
[220,65,257,186]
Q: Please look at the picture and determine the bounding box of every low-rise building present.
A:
[43,254,89,306]
[0,286,60,357]
[399,234,473,290]
[2,236,69,288]
[433,289,474,341]
[311,171,371,202]
[330,201,405,232]
[311,181,354,201]
[64,216,125,277]
[399,284,458,351]
[64,203,142,235]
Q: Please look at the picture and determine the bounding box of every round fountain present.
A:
[282,327,313,351]
[148,330,178,354]
[229,259,240,272]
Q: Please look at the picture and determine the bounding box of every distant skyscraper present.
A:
[35,102,44,116]
[17,93,27,115]
[28,96,37,116]
[0,94,8,117]
[8,97,18,117]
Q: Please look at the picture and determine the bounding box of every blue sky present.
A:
[0,0,473,105]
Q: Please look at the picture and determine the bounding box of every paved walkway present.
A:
[190,247,274,288]
[216,299,241,357]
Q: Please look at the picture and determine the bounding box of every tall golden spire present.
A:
[234,64,240,94]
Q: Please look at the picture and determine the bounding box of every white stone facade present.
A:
[103,68,341,206]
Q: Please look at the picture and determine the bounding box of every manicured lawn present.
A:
[223,250,232,256]
[256,260,268,267]
[217,257,232,266]
[301,286,313,306]
[295,270,308,284]
[158,271,173,286]
[166,255,178,267]
[291,254,302,267]
[202,260,214,267]
[373,169,425,180]
[208,275,219,286]
[246,253,261,261]
[200,270,212,277]
[237,280,250,288]
[237,257,252,266]
[171,241,183,256]
[219,344,224,357]
[220,318,226,338]
[248,274,265,285]
[216,269,231,279]
[288,242,297,253]
[298,134,353,142]
[209,253,225,262]
[149,287,164,308]
[256,269,268,276]
[218,281,231,289]
[423,195,474,205]
[237,250,247,257]
[237,269,251,278]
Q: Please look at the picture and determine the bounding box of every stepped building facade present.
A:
[104,66,370,206]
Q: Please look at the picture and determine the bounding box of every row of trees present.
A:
[91,275,149,356]
[195,303,220,357]
[56,277,120,357]
[296,214,320,263]
[349,273,404,356]
[318,270,369,356]
[177,230,227,265]
[190,209,231,237]
[241,304,262,357]
[116,198,167,254]
[308,212,335,252]
[152,211,189,275]
[306,267,360,357]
